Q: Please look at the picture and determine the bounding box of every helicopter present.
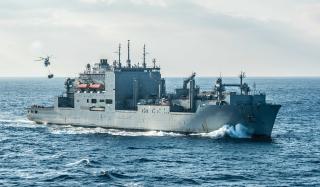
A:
[35,56,54,79]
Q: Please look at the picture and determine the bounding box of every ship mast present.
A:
[239,71,246,95]
[143,44,147,68]
[152,58,156,68]
[118,43,121,68]
[127,40,131,68]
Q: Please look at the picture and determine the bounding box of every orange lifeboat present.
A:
[89,83,104,90]
[78,84,89,89]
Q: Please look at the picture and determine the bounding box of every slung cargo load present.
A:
[35,56,54,79]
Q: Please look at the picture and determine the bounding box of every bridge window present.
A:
[106,99,113,104]
[99,99,105,102]
[91,99,97,103]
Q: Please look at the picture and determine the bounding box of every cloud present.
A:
[30,40,44,54]
[0,0,319,77]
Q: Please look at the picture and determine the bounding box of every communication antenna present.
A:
[143,44,148,68]
[126,40,131,68]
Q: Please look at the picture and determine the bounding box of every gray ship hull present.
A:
[27,103,281,138]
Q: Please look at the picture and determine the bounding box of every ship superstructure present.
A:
[27,41,281,138]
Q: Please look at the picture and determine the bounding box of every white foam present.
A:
[0,112,35,125]
[124,182,144,187]
[0,115,39,128]
[0,118,34,124]
[106,129,184,137]
[191,124,253,139]
[49,125,110,135]
[49,125,184,137]
[48,124,253,138]
[66,158,90,167]
[15,119,35,124]
[226,123,253,138]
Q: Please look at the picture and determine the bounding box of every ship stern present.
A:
[26,105,55,124]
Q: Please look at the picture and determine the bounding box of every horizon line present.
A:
[0,75,319,78]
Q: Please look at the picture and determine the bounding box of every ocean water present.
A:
[0,77,319,186]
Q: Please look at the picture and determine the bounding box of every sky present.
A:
[1,0,320,77]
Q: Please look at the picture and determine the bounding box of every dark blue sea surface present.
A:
[0,77,319,186]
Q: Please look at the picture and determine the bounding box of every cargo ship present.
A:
[27,41,281,138]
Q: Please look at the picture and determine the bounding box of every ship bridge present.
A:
[58,40,165,112]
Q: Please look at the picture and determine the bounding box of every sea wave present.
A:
[0,112,34,124]
[0,116,39,128]
[66,158,91,167]
[0,119,35,124]
[0,116,34,124]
